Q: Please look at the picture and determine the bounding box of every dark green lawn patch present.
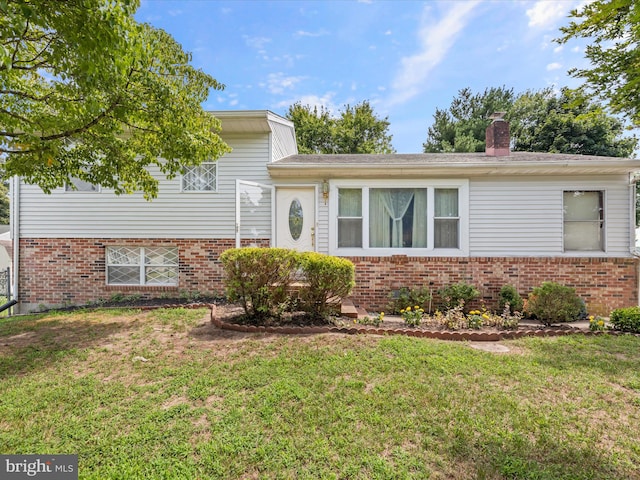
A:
[1,309,639,479]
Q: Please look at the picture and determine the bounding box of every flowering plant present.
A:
[400,305,424,327]
[588,315,606,332]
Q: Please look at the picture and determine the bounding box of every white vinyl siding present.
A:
[19,134,273,239]
[268,119,298,161]
[469,175,631,257]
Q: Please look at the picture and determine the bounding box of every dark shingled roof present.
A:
[273,151,636,165]
[268,151,640,178]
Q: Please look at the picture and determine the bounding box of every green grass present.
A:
[1,308,639,479]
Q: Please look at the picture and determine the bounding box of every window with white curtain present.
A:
[182,162,217,191]
[335,183,463,252]
[563,191,604,251]
[369,188,428,248]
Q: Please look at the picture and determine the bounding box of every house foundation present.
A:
[17,238,639,316]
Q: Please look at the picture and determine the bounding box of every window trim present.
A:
[562,189,606,253]
[181,161,218,193]
[106,246,179,286]
[328,179,469,256]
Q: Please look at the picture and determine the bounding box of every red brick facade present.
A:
[18,238,639,315]
[18,238,267,309]
[348,255,639,316]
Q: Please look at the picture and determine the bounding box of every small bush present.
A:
[609,306,640,333]
[526,282,584,326]
[298,252,355,320]
[438,282,479,312]
[220,247,299,319]
[498,285,523,313]
[388,287,432,314]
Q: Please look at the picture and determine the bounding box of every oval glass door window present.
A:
[288,199,304,240]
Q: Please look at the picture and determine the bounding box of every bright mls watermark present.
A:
[0,455,77,479]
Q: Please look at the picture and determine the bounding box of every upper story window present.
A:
[332,180,468,255]
[65,178,99,192]
[182,162,217,192]
[563,190,604,251]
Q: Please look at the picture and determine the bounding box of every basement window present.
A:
[106,246,178,285]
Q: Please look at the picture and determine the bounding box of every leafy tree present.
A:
[423,87,637,157]
[287,100,395,154]
[558,0,640,127]
[423,87,515,153]
[286,104,334,154]
[0,0,230,199]
[0,182,9,224]
[509,88,637,157]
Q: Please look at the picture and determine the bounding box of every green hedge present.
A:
[220,248,355,322]
[609,306,640,333]
[299,252,355,320]
[219,248,299,319]
[526,282,584,326]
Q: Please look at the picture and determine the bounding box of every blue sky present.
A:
[136,0,590,153]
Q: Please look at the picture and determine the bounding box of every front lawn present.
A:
[1,308,639,479]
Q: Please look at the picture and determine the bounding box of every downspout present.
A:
[11,176,19,312]
[629,173,640,306]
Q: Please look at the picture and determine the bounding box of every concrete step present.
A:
[341,298,368,319]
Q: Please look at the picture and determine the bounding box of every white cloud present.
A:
[553,45,564,53]
[274,93,338,115]
[262,72,306,95]
[243,35,272,54]
[526,1,571,29]
[387,1,480,106]
[546,62,562,71]
[384,30,392,36]
[295,29,329,38]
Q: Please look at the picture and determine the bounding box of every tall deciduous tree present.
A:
[509,88,637,157]
[287,101,395,154]
[557,0,640,127]
[0,0,230,199]
[423,87,637,157]
[0,182,9,224]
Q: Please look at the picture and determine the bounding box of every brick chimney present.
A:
[485,112,510,157]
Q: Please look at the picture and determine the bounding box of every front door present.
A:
[276,187,316,251]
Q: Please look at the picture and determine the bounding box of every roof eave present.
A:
[267,162,640,178]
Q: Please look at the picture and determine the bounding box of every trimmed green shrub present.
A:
[387,287,432,314]
[526,282,584,326]
[298,252,355,320]
[498,284,524,313]
[609,306,640,333]
[438,282,479,312]
[220,247,299,319]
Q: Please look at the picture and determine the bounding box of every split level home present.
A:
[9,110,640,315]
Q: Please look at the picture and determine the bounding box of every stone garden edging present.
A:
[207,304,626,342]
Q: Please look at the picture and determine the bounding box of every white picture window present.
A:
[182,162,217,192]
[333,180,467,254]
[106,246,179,285]
[563,191,604,251]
